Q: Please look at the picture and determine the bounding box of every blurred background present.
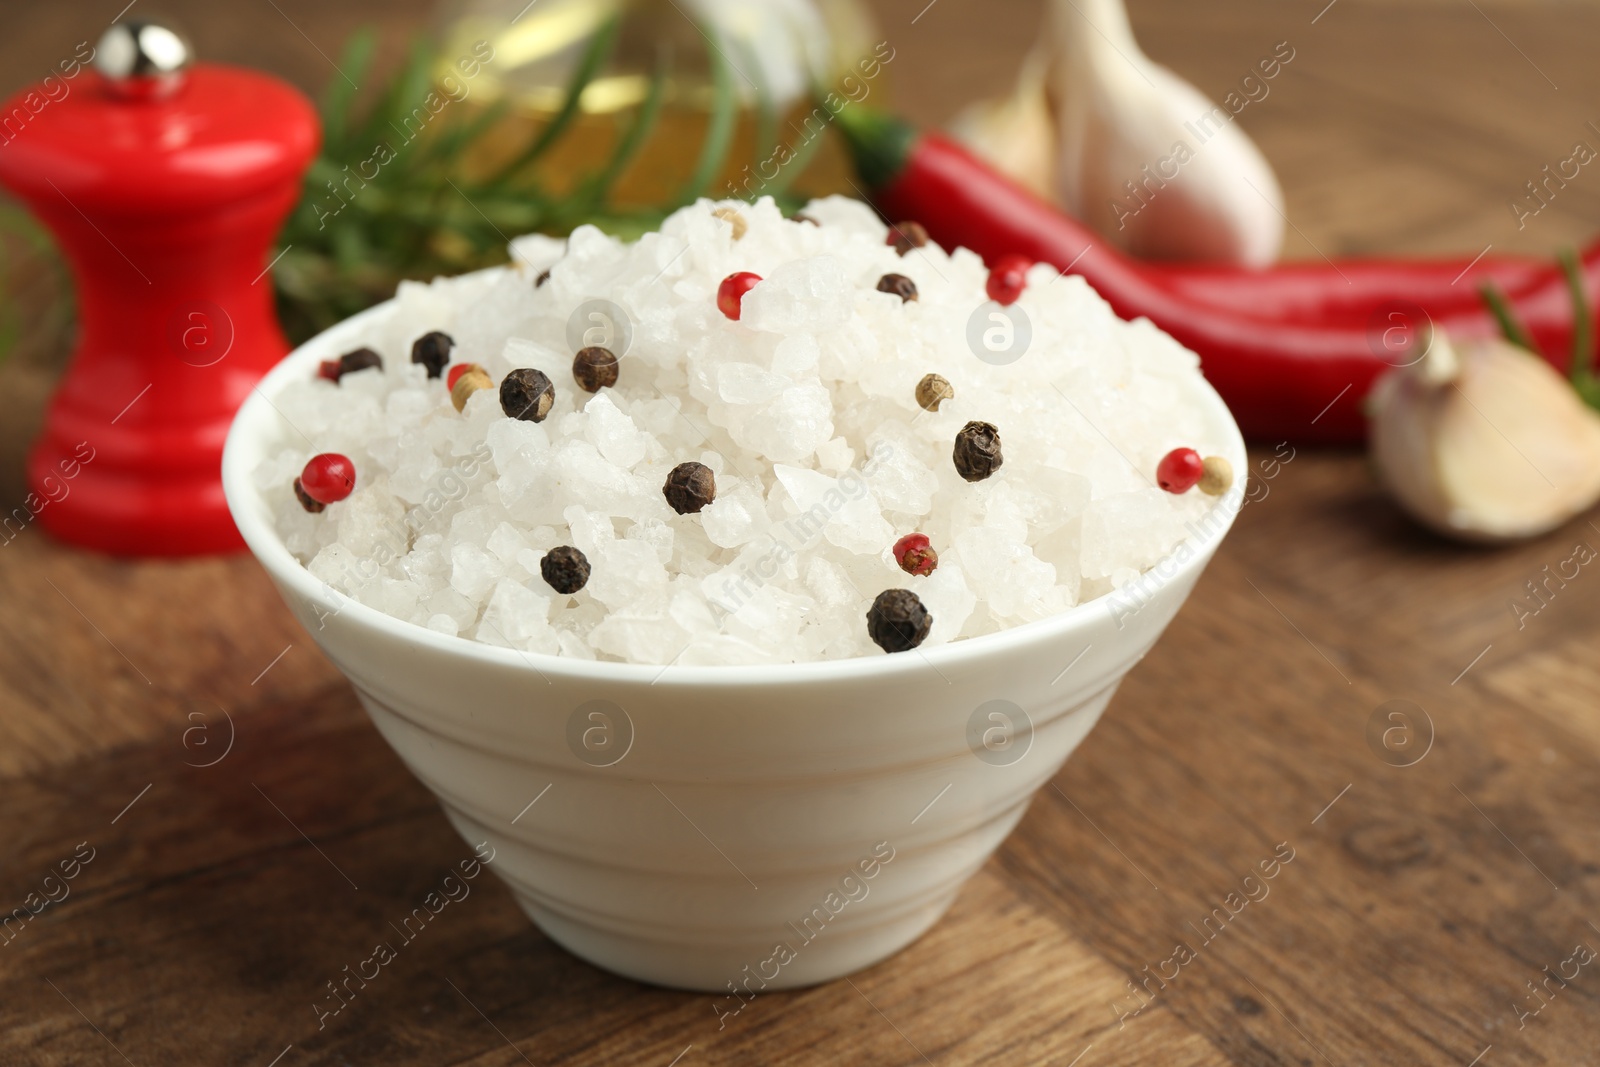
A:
[3,0,1596,418]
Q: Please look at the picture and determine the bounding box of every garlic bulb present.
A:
[949,0,1285,266]
[1369,331,1600,542]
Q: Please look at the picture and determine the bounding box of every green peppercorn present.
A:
[541,546,591,595]
[572,346,619,393]
[1199,455,1234,496]
[664,461,716,515]
[451,366,494,413]
[877,273,918,303]
[501,368,555,422]
[953,421,1003,482]
[411,331,453,379]
[916,373,954,412]
[867,589,932,653]
[712,207,749,240]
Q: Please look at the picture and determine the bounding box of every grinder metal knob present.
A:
[95,19,192,99]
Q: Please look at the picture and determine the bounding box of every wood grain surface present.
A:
[4,1,1600,1064]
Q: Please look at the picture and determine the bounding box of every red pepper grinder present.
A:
[0,19,318,556]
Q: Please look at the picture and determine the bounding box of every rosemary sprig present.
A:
[0,204,72,368]
[676,26,739,204]
[1559,248,1599,405]
[0,20,832,357]
[740,37,779,179]
[484,17,621,190]
[1480,282,1535,352]
[763,104,829,199]
[1483,249,1600,411]
[273,21,686,342]
[575,53,670,214]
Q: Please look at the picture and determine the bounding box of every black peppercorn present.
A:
[867,589,932,653]
[292,477,325,514]
[318,347,384,383]
[953,421,1003,482]
[534,267,551,288]
[342,347,383,375]
[411,331,454,379]
[663,461,716,515]
[572,346,619,392]
[334,347,382,380]
[541,546,591,595]
[877,273,918,303]
[500,368,555,422]
[889,221,930,256]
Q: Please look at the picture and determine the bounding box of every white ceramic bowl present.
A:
[222,269,1246,992]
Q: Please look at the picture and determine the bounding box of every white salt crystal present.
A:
[586,538,668,610]
[917,564,976,646]
[625,518,676,564]
[717,362,787,405]
[308,542,359,594]
[486,522,530,564]
[506,233,567,275]
[587,593,690,663]
[267,194,1233,664]
[774,464,834,515]
[423,586,478,630]
[741,256,853,335]
[476,578,557,654]
[581,392,649,468]
[815,437,855,473]
[954,527,1060,621]
[738,383,833,463]
[701,483,769,548]
[449,542,504,602]
[771,334,819,378]
[862,440,937,515]
[563,506,614,554]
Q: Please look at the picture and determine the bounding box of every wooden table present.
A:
[4,1,1600,1063]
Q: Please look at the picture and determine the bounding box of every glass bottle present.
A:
[432,0,878,212]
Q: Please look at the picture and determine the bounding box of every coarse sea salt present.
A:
[263,196,1228,665]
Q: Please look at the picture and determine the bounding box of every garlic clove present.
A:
[947,50,1058,201]
[1370,331,1600,542]
[949,0,1286,267]
[1060,59,1286,266]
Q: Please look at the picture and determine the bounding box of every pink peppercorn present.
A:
[985,254,1032,306]
[893,533,939,577]
[299,453,356,505]
[717,272,762,320]
[1156,448,1204,493]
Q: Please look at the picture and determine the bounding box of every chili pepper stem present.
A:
[833,104,919,193]
[1560,247,1597,402]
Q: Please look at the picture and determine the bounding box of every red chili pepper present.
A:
[836,107,1596,444]
[1147,255,1560,326]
